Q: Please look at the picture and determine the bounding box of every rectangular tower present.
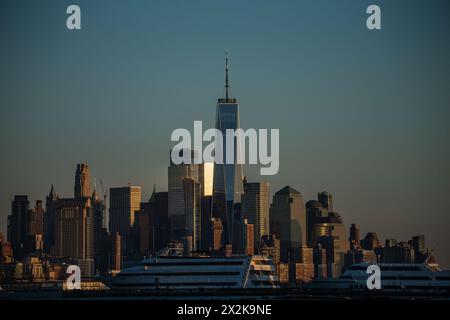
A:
[270,186,306,263]
[241,181,270,247]
[109,186,142,237]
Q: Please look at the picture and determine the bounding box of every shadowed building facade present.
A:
[109,186,142,237]
[7,195,30,260]
[241,180,270,247]
[270,186,306,263]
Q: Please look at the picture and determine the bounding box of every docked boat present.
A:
[109,254,280,290]
[309,262,450,292]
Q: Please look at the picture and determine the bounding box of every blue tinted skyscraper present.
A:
[213,53,244,246]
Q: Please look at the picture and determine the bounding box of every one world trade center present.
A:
[212,53,244,247]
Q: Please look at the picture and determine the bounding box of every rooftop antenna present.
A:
[225,51,229,100]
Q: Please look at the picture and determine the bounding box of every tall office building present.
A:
[74,163,90,198]
[183,178,202,252]
[270,186,306,263]
[91,189,109,272]
[212,53,244,246]
[241,219,254,256]
[168,148,213,249]
[53,197,94,262]
[7,195,30,259]
[44,185,58,253]
[306,199,328,247]
[112,232,122,271]
[200,196,213,250]
[52,164,95,276]
[109,186,142,237]
[314,211,349,277]
[91,190,106,243]
[313,212,349,251]
[137,190,169,256]
[168,149,204,240]
[241,180,270,247]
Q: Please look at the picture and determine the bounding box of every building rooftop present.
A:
[275,186,301,195]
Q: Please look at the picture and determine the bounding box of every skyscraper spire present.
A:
[225,51,229,100]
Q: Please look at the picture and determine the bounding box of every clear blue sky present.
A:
[1,0,449,266]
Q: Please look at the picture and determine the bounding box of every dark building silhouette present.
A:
[360,232,380,250]
[91,190,109,273]
[317,191,333,211]
[26,200,44,237]
[137,190,169,256]
[109,185,142,237]
[343,249,377,270]
[313,244,328,278]
[112,232,122,271]
[349,223,360,250]
[183,178,202,252]
[381,241,415,263]
[200,196,213,250]
[411,235,427,263]
[44,185,58,254]
[242,180,270,248]
[306,200,326,247]
[7,195,30,260]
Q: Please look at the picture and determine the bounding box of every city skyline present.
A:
[1,0,449,270]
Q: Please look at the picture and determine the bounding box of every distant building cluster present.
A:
[0,57,437,286]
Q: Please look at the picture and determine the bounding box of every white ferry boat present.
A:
[110,254,280,290]
[309,262,450,292]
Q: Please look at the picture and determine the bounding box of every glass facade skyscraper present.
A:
[212,54,244,246]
